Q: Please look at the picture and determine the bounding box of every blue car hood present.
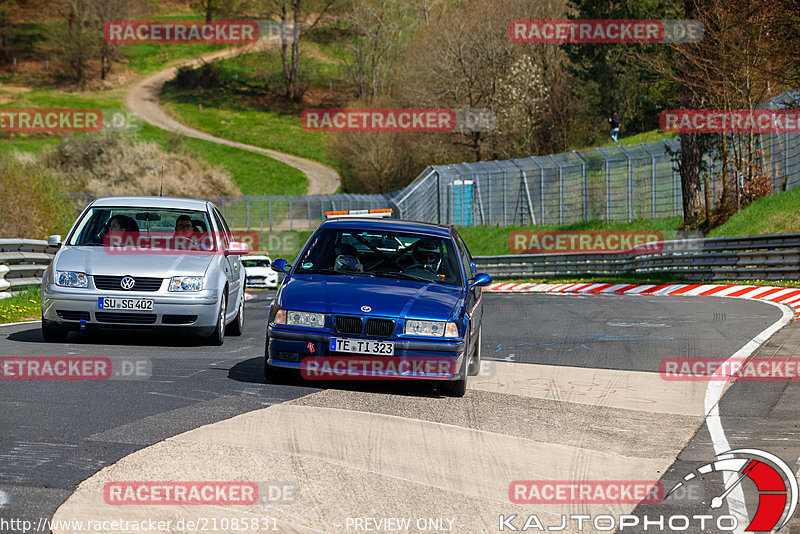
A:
[279,275,464,321]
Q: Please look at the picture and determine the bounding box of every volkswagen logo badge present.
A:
[361,305,371,312]
[120,276,136,290]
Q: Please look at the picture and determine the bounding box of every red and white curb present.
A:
[487,282,800,318]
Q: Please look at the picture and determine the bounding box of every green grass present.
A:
[140,124,307,195]
[575,129,677,152]
[707,186,800,237]
[456,217,684,256]
[0,287,41,324]
[0,85,306,196]
[160,50,339,166]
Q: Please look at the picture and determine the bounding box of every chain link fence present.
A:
[73,91,799,229]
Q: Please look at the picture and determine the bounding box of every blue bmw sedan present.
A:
[264,217,491,396]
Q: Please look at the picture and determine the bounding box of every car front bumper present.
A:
[266,325,466,381]
[42,283,221,335]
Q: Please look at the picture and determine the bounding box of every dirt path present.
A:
[125,43,340,195]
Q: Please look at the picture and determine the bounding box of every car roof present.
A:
[89,196,212,211]
[320,218,452,238]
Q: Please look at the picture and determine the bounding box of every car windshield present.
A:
[242,259,270,268]
[67,207,215,250]
[294,228,462,285]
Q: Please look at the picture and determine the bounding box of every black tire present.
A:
[446,351,468,397]
[41,319,68,342]
[468,325,482,376]
[228,293,244,336]
[264,335,298,384]
[208,292,226,346]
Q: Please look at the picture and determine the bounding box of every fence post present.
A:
[307,197,312,229]
[548,155,564,224]
[595,148,611,221]
[246,196,250,231]
[617,146,634,222]
[288,197,293,231]
[510,160,537,226]
[786,132,792,190]
[436,172,442,225]
[268,197,272,231]
[641,144,657,219]
[572,150,588,222]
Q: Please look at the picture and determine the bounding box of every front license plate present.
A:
[98,297,154,311]
[329,338,394,355]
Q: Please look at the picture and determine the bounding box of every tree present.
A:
[494,55,549,158]
[258,0,339,102]
[342,0,411,101]
[0,0,15,65]
[55,0,97,88]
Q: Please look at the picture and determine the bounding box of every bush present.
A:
[44,132,240,198]
[175,62,221,90]
[0,155,74,238]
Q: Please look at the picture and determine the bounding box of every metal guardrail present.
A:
[2,233,800,299]
[473,232,800,282]
[0,239,54,298]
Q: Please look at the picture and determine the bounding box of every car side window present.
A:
[211,209,230,248]
[455,235,474,279]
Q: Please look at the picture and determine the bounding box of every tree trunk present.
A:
[680,131,704,227]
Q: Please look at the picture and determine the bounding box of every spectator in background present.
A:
[609,112,620,143]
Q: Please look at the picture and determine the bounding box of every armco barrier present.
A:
[473,232,800,282]
[0,239,54,299]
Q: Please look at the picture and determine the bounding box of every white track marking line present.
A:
[704,300,793,534]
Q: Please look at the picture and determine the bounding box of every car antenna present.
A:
[160,166,164,196]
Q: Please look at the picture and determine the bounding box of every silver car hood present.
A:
[55,246,214,277]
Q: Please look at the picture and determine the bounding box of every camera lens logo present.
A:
[120,276,136,290]
[667,448,798,531]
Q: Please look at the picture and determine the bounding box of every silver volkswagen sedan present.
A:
[41,197,249,345]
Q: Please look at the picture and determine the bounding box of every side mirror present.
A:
[224,241,250,256]
[48,235,62,248]
[468,273,492,289]
[271,258,292,274]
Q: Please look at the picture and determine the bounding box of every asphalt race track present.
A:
[1,291,799,533]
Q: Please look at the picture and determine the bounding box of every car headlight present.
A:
[56,271,87,288]
[274,309,325,328]
[168,276,204,292]
[404,320,458,337]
